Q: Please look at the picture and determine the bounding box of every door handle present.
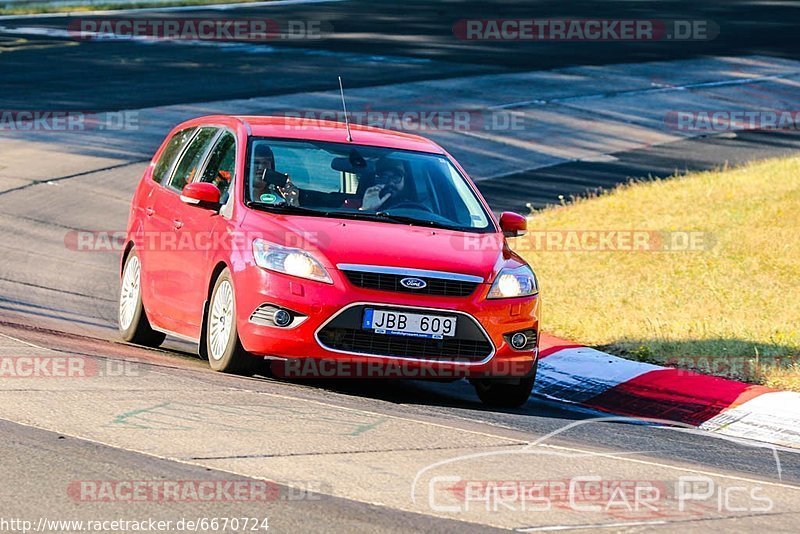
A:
[172,219,184,230]
[145,207,155,217]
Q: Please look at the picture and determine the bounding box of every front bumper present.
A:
[234,264,539,378]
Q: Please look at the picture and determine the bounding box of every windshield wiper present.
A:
[307,209,448,228]
[373,211,453,230]
[247,203,406,224]
[246,202,325,217]
[246,202,454,230]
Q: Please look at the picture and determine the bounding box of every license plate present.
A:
[362,309,457,339]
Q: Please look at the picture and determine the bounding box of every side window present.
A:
[168,127,218,192]
[152,127,195,184]
[199,132,236,203]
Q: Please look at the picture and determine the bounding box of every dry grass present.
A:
[514,156,800,390]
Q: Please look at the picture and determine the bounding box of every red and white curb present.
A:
[537,334,800,449]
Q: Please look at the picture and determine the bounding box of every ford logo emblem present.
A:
[400,277,427,289]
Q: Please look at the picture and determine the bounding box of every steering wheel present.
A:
[385,201,434,213]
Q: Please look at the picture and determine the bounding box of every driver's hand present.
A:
[361,185,391,211]
[277,177,300,207]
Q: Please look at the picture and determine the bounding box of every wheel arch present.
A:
[121,240,135,277]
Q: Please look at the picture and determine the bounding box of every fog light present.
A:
[511,332,528,349]
[503,329,537,352]
[510,332,528,350]
[273,309,293,327]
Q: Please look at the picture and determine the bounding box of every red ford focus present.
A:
[119,115,540,407]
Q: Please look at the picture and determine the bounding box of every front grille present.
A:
[342,270,478,297]
[317,305,493,362]
[318,328,492,361]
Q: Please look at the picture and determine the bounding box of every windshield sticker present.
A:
[259,193,281,204]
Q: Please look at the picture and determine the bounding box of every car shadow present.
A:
[249,361,592,421]
[246,334,799,421]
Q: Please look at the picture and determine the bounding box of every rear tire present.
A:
[118,250,166,347]
[472,360,537,408]
[205,269,252,374]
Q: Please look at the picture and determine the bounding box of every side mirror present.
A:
[499,211,527,238]
[180,182,221,209]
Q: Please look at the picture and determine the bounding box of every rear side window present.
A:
[168,127,218,192]
[199,132,236,203]
[152,127,195,184]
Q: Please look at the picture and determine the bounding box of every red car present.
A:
[119,115,540,407]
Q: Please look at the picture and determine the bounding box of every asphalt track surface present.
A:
[1,0,799,111]
[0,418,501,533]
[481,129,800,213]
[2,0,800,532]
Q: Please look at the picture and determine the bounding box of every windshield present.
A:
[244,138,494,233]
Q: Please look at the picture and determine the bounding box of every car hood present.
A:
[241,211,509,282]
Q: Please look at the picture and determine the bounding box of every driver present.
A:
[360,158,408,211]
[251,144,275,200]
[251,144,300,206]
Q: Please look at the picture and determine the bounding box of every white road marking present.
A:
[0,0,344,21]
[517,519,669,532]
[701,391,800,448]
[0,331,46,349]
[0,24,431,63]
[492,72,800,110]
[538,442,799,490]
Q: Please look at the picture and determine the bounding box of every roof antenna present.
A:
[338,76,353,142]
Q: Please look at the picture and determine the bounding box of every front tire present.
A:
[205,269,251,374]
[471,360,537,408]
[119,250,166,347]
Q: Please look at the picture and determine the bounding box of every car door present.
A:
[139,126,196,323]
[169,130,238,335]
[146,126,219,335]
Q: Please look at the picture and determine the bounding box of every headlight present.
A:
[252,239,332,284]
[487,265,538,299]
